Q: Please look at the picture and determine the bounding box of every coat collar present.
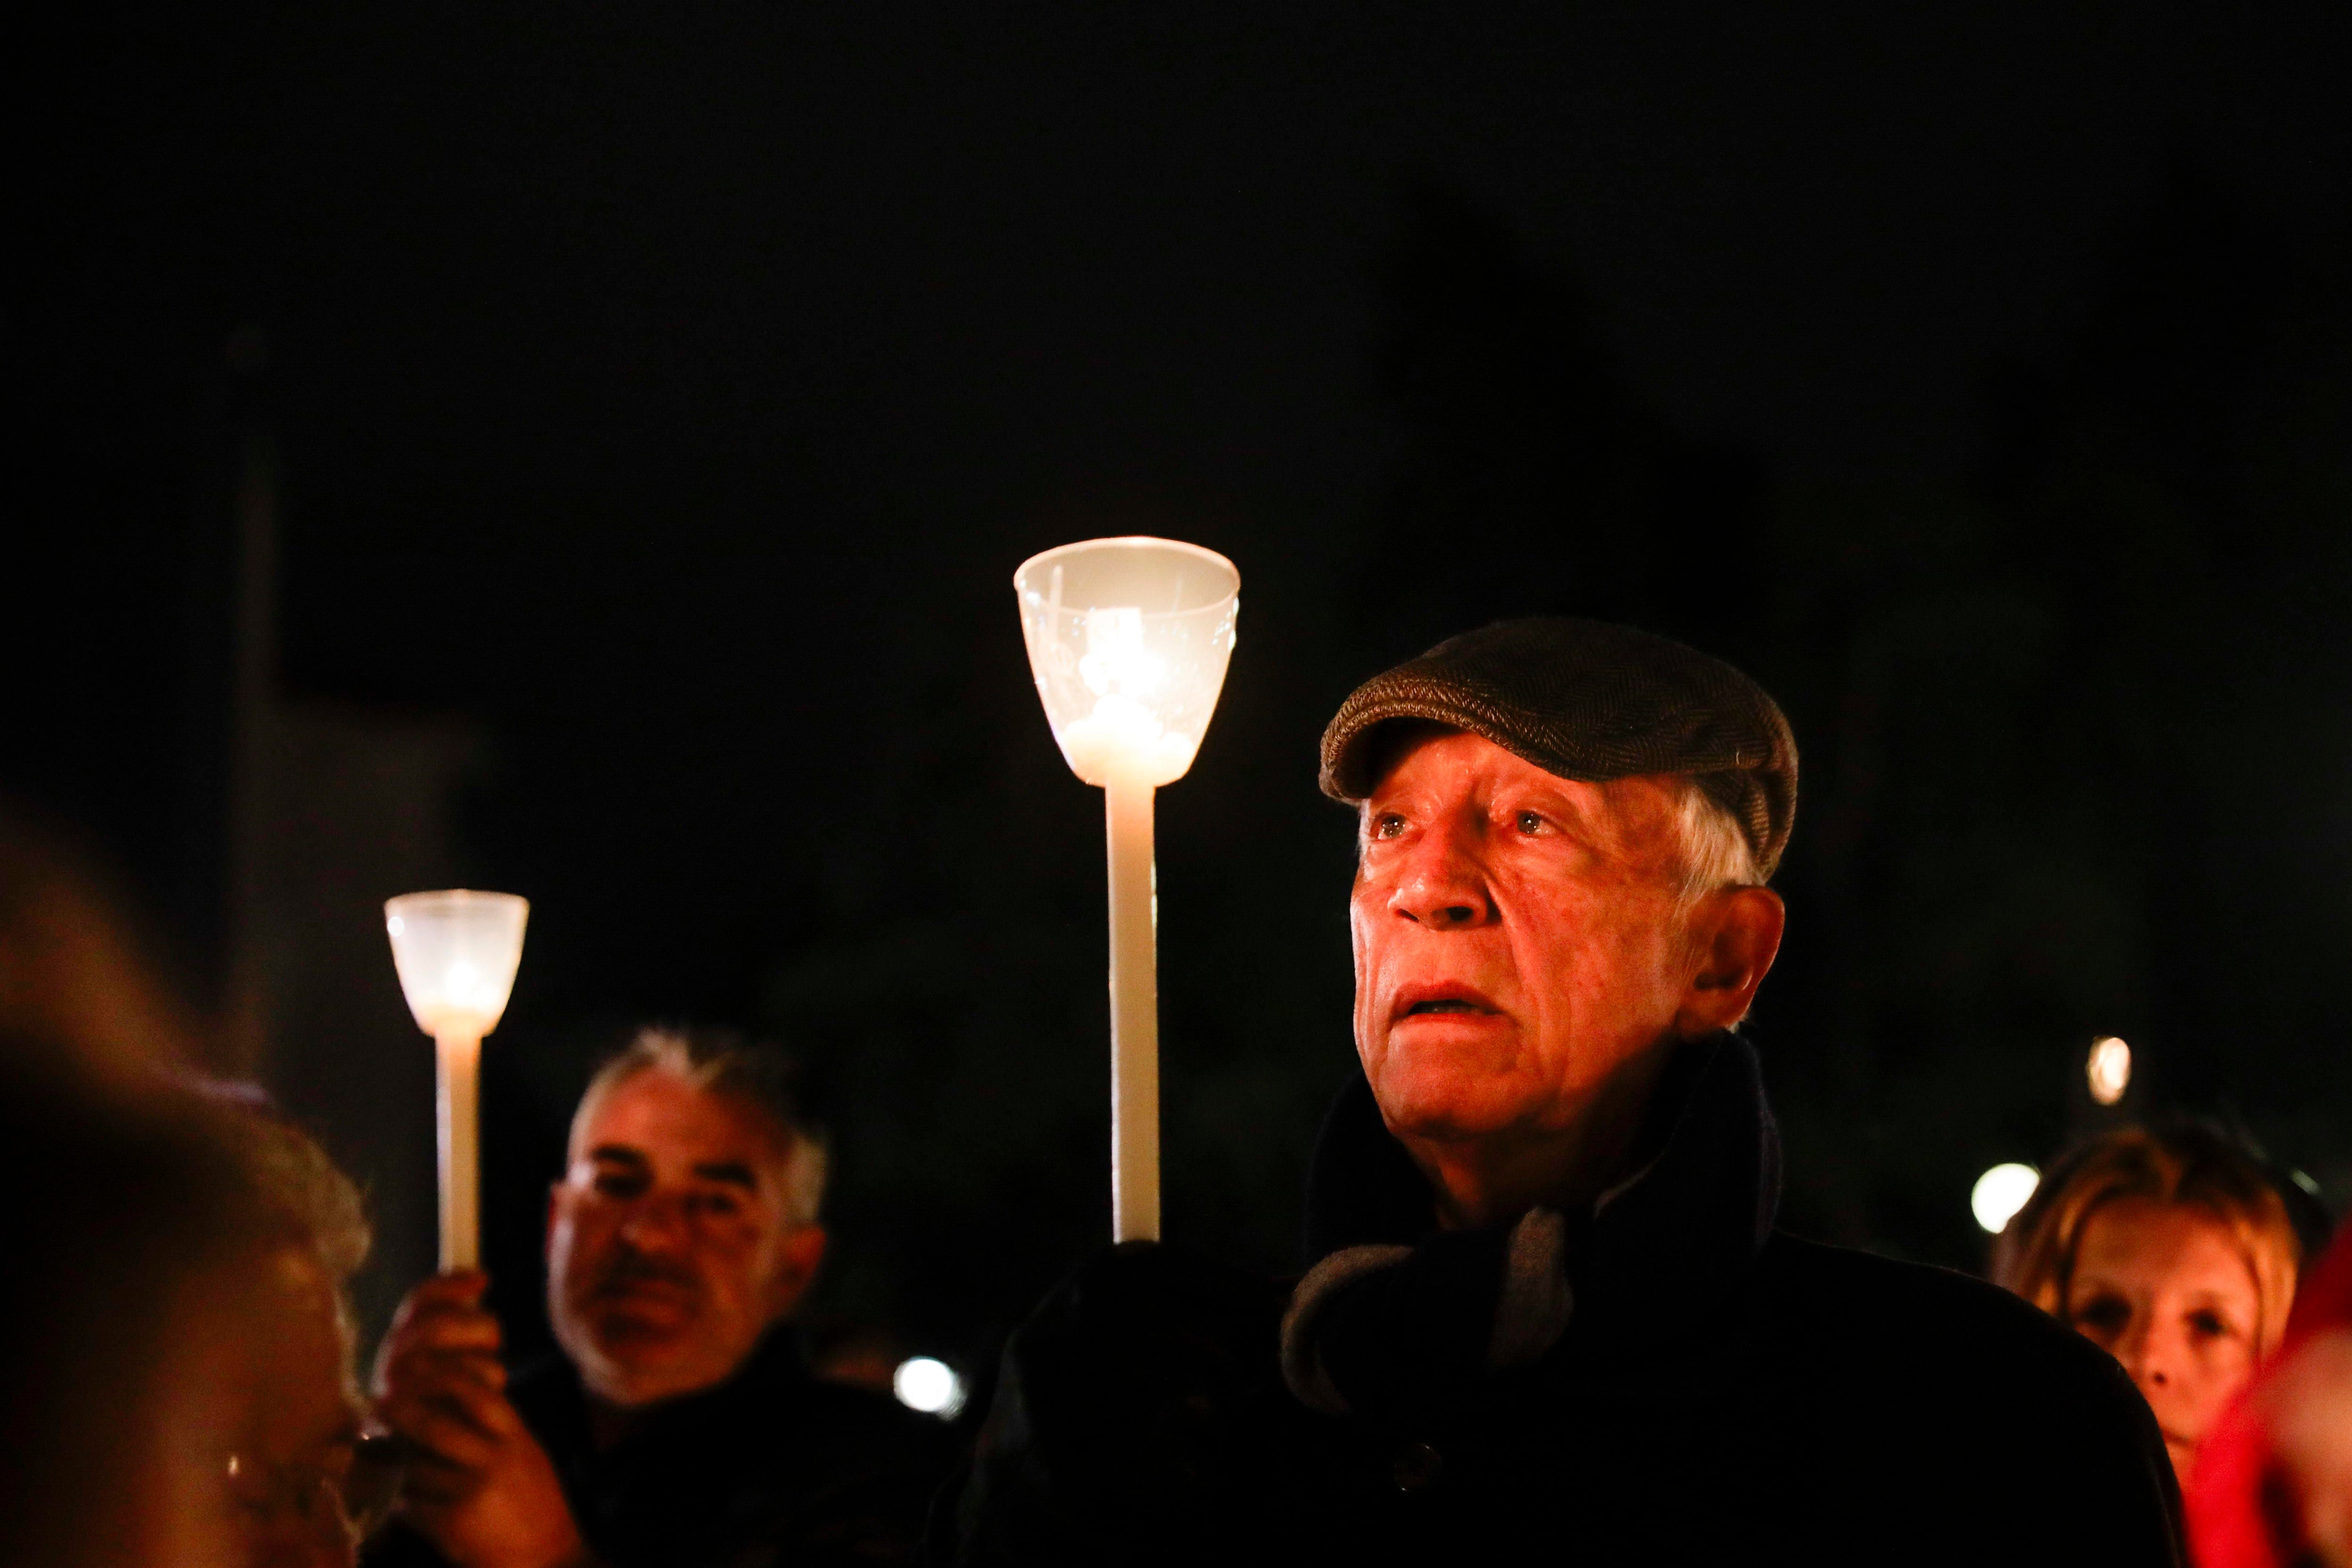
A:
[1291,1030,1781,1411]
[516,1323,814,1475]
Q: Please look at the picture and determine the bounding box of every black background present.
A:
[12,1,2352,1374]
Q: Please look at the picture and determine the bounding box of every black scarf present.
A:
[1279,1031,1782,1424]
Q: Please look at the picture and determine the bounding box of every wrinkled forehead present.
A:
[1360,723,1688,856]
[568,1066,793,1179]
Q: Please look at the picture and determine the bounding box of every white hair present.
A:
[572,1027,829,1228]
[1669,777,1762,906]
[1665,777,1769,1029]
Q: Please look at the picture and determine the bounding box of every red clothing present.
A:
[2187,1222,2352,1567]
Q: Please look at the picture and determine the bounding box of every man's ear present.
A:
[1675,886,1785,1037]
[765,1224,829,1322]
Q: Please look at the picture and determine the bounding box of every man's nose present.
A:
[617,1191,693,1249]
[1387,820,1495,930]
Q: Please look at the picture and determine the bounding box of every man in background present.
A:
[367,1027,951,1568]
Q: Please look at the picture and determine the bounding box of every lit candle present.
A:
[1015,539,1239,1242]
[385,890,529,1271]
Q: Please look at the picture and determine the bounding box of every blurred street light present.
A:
[1971,1162,2041,1234]
[2087,1035,2131,1106]
[893,1356,967,1418]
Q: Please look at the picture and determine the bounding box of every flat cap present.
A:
[1319,618,1798,879]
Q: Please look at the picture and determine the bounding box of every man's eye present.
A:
[1372,813,1407,840]
[593,1172,646,1199]
[2188,1308,2230,1341]
[1515,810,1544,835]
[692,1191,743,1218]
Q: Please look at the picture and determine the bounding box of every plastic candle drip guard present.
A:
[385,890,529,1040]
[1016,538,1240,788]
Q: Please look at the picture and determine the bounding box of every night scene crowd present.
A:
[8,619,2352,1568]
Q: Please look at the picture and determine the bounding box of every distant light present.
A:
[2293,1170,2322,1198]
[893,1356,966,1418]
[2087,1036,2131,1106]
[1972,1163,2040,1234]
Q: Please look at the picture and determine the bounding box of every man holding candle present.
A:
[365,1027,950,1568]
[953,618,2183,1565]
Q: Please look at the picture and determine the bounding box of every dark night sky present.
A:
[13,2,2352,1352]
[33,3,2352,511]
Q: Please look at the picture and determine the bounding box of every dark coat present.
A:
[365,1330,953,1568]
[946,1034,2184,1566]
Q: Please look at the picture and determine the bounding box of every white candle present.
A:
[436,1031,483,1270]
[1103,764,1160,1242]
[1013,539,1237,1244]
[386,890,529,1275]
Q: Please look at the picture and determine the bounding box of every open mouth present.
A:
[1393,985,1499,1022]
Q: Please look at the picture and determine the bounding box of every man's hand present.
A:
[373,1272,594,1568]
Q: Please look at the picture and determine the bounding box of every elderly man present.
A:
[365,1028,950,1568]
[952,620,2182,1565]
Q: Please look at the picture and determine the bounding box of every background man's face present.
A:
[1351,729,1700,1146]
[545,1070,822,1408]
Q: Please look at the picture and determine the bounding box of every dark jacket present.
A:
[947,1034,2183,1566]
[366,1330,953,1568]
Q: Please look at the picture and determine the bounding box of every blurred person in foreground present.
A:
[1995,1125,2306,1489]
[366,1027,952,1568]
[2190,1219,2352,1568]
[205,1092,384,1568]
[0,1059,255,1568]
[0,808,375,1568]
[949,619,2181,1566]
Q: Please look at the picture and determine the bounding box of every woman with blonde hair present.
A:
[1994,1123,2307,1487]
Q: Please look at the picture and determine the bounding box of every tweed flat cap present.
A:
[1320,618,1798,879]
